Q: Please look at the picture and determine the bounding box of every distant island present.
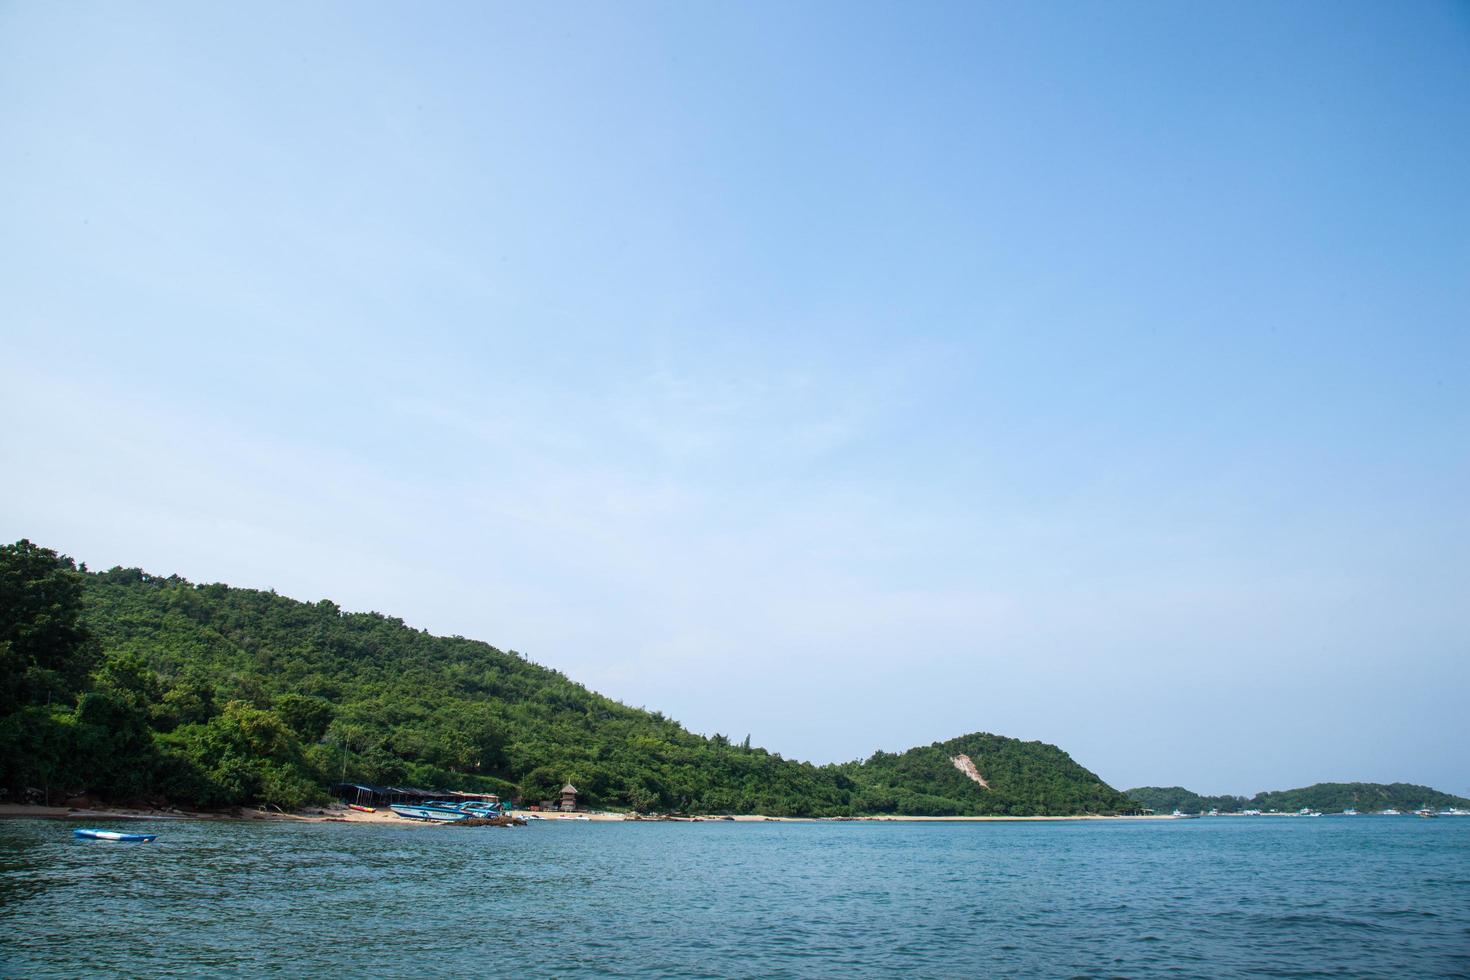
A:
[1,539,1139,817]
[1126,783,1470,815]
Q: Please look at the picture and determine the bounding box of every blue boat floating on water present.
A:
[74,828,157,842]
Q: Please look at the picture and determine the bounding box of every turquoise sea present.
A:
[3,816,1468,977]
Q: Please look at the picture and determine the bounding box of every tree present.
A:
[273,693,335,742]
[519,766,564,803]
[0,539,98,712]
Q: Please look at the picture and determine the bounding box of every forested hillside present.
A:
[1127,782,1470,814]
[1249,783,1469,813]
[1125,786,1249,813]
[851,733,1136,816]
[0,540,1140,816]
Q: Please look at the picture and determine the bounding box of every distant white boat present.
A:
[1379,808,1401,816]
[1342,809,1358,816]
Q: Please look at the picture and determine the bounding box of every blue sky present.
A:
[3,1,1467,795]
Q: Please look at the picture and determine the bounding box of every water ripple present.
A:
[1,817,1468,977]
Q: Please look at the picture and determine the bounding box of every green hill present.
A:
[1249,783,1469,813]
[1123,786,1248,814]
[0,540,1141,816]
[850,733,1138,816]
[1127,782,1470,814]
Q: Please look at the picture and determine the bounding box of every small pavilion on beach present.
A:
[559,782,579,812]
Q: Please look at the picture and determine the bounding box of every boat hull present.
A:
[74,828,157,842]
[389,804,469,822]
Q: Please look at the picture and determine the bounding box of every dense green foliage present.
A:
[848,734,1137,816]
[1249,783,1470,813]
[0,540,98,713]
[1,541,1142,815]
[1127,782,1470,814]
[1124,786,1248,813]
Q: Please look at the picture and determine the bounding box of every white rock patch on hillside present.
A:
[951,754,989,788]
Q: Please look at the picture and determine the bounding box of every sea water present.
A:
[2,816,1467,977]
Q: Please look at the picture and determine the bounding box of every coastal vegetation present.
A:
[1124,786,1248,813]
[1,539,1141,816]
[1127,783,1470,814]
[849,734,1139,816]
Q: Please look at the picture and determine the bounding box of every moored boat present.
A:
[456,801,505,818]
[389,802,471,822]
[74,828,157,842]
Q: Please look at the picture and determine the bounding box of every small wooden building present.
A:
[559,782,579,812]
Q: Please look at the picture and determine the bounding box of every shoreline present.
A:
[0,803,1173,825]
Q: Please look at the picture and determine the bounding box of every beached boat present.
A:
[389,802,471,823]
[456,801,505,818]
[348,804,376,813]
[73,828,157,842]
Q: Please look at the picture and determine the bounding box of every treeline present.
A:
[1251,783,1469,813]
[1,540,1140,816]
[1124,786,1248,813]
[1127,782,1470,814]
